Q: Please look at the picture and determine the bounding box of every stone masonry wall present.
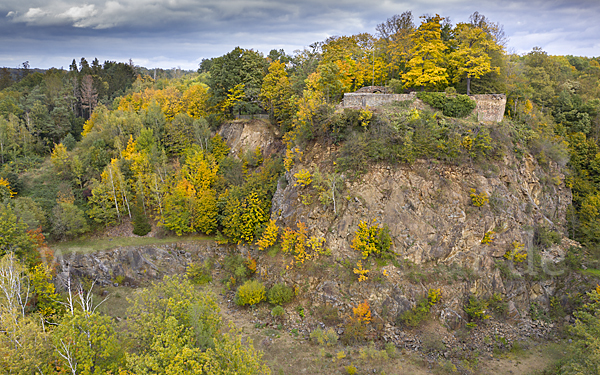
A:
[342,92,417,107]
[471,94,507,122]
[342,92,507,122]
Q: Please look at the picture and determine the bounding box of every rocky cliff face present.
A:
[218,119,283,158]
[270,137,578,325]
[55,242,224,288]
[57,119,585,346]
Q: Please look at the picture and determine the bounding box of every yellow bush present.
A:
[284,147,302,171]
[428,288,442,306]
[256,219,279,251]
[351,220,392,259]
[359,108,373,128]
[353,261,369,282]
[504,241,527,262]
[481,230,495,244]
[470,189,489,207]
[0,177,15,200]
[462,136,473,151]
[353,300,372,324]
[281,222,327,267]
[235,280,266,306]
[294,169,312,187]
[307,235,328,257]
[281,227,297,254]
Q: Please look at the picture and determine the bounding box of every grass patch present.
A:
[580,268,600,278]
[51,234,212,254]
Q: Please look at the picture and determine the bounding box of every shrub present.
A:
[465,295,490,325]
[351,220,393,259]
[281,222,327,266]
[388,78,404,94]
[428,288,442,305]
[341,318,365,345]
[256,219,279,251]
[359,108,373,128]
[444,95,477,118]
[293,169,312,187]
[398,298,431,327]
[223,254,253,284]
[359,341,389,361]
[529,301,549,321]
[316,304,341,326]
[235,280,266,306]
[186,261,212,285]
[353,300,372,324]
[267,283,294,305]
[353,260,369,282]
[422,331,446,353]
[534,225,561,249]
[445,86,457,95]
[335,133,369,174]
[417,92,476,118]
[481,230,495,244]
[271,305,285,319]
[385,342,397,357]
[488,293,508,317]
[470,189,489,207]
[310,327,338,346]
[504,241,527,262]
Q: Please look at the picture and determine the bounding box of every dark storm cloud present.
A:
[0,0,598,69]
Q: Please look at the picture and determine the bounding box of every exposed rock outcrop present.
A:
[56,242,225,287]
[270,141,577,322]
[219,119,283,158]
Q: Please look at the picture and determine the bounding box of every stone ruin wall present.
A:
[342,92,507,122]
[471,94,507,122]
[342,92,417,107]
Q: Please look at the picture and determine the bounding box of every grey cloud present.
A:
[0,0,598,69]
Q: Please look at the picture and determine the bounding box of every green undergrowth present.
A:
[51,234,212,254]
[580,268,600,278]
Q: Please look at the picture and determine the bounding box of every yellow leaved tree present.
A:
[260,61,296,127]
[449,22,504,94]
[182,84,209,119]
[402,15,448,90]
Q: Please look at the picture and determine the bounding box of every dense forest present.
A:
[1,10,600,374]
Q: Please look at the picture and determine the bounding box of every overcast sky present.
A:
[1,0,598,70]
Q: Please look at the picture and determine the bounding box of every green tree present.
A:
[0,116,17,164]
[126,275,221,373]
[52,311,125,374]
[0,254,54,374]
[560,286,600,374]
[52,200,89,240]
[13,197,46,231]
[127,275,269,374]
[208,47,267,114]
[132,196,152,236]
[0,204,36,260]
